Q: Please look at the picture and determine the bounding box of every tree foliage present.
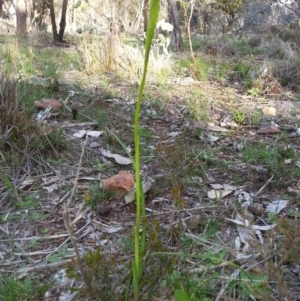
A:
[214,0,243,19]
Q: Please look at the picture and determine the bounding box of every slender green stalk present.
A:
[133,1,159,300]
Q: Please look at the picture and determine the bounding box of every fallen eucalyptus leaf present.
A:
[86,130,103,137]
[100,149,132,165]
[265,200,289,214]
[102,225,123,233]
[207,189,233,199]
[73,130,86,138]
[125,181,152,204]
[20,176,36,189]
[43,184,58,193]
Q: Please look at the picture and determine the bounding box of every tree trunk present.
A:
[0,0,3,18]
[35,0,47,28]
[16,0,27,36]
[57,0,68,42]
[48,0,58,40]
[30,0,36,24]
[227,16,234,34]
[168,0,183,52]
[143,0,148,32]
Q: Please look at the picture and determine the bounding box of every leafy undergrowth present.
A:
[1,32,300,301]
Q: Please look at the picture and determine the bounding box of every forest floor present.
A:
[1,31,300,301]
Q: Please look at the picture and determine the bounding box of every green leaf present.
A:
[74,0,81,8]
[29,239,37,248]
[0,174,14,190]
[175,290,193,301]
[289,208,300,217]
[48,255,61,263]
[16,196,38,210]
[30,212,50,221]
[159,279,167,288]
[60,244,67,257]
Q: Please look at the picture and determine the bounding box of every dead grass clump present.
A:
[0,73,27,147]
[204,42,218,56]
[118,43,173,83]
[270,24,300,45]
[28,28,51,47]
[77,33,125,75]
[256,68,283,94]
[264,39,300,89]
[248,35,261,47]
[267,36,287,59]
[99,33,122,72]
[271,57,300,88]
[77,33,173,83]
[204,41,235,56]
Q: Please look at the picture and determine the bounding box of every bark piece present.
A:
[35,98,62,109]
[102,171,135,197]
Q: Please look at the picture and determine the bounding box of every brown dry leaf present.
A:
[102,171,135,197]
[262,107,276,116]
[257,126,280,134]
[34,98,62,109]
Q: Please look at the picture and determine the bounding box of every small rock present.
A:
[228,121,238,128]
[248,203,264,216]
[98,206,112,217]
[257,126,280,134]
[212,113,221,121]
[89,142,101,148]
[188,215,202,230]
[102,171,135,197]
[224,137,232,145]
[232,82,240,89]
[262,107,276,116]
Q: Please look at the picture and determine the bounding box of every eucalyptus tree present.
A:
[16,0,27,36]
[49,0,69,43]
[168,0,183,51]
[212,0,244,33]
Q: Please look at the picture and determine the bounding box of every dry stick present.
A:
[0,233,69,241]
[16,259,73,279]
[62,142,92,292]
[187,0,195,61]
[255,175,274,197]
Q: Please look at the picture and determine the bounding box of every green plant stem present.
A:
[133,0,159,300]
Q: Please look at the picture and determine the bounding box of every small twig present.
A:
[16,259,72,279]
[62,142,92,291]
[14,250,76,256]
[41,174,81,187]
[57,122,98,128]
[255,175,273,197]
[0,233,69,241]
